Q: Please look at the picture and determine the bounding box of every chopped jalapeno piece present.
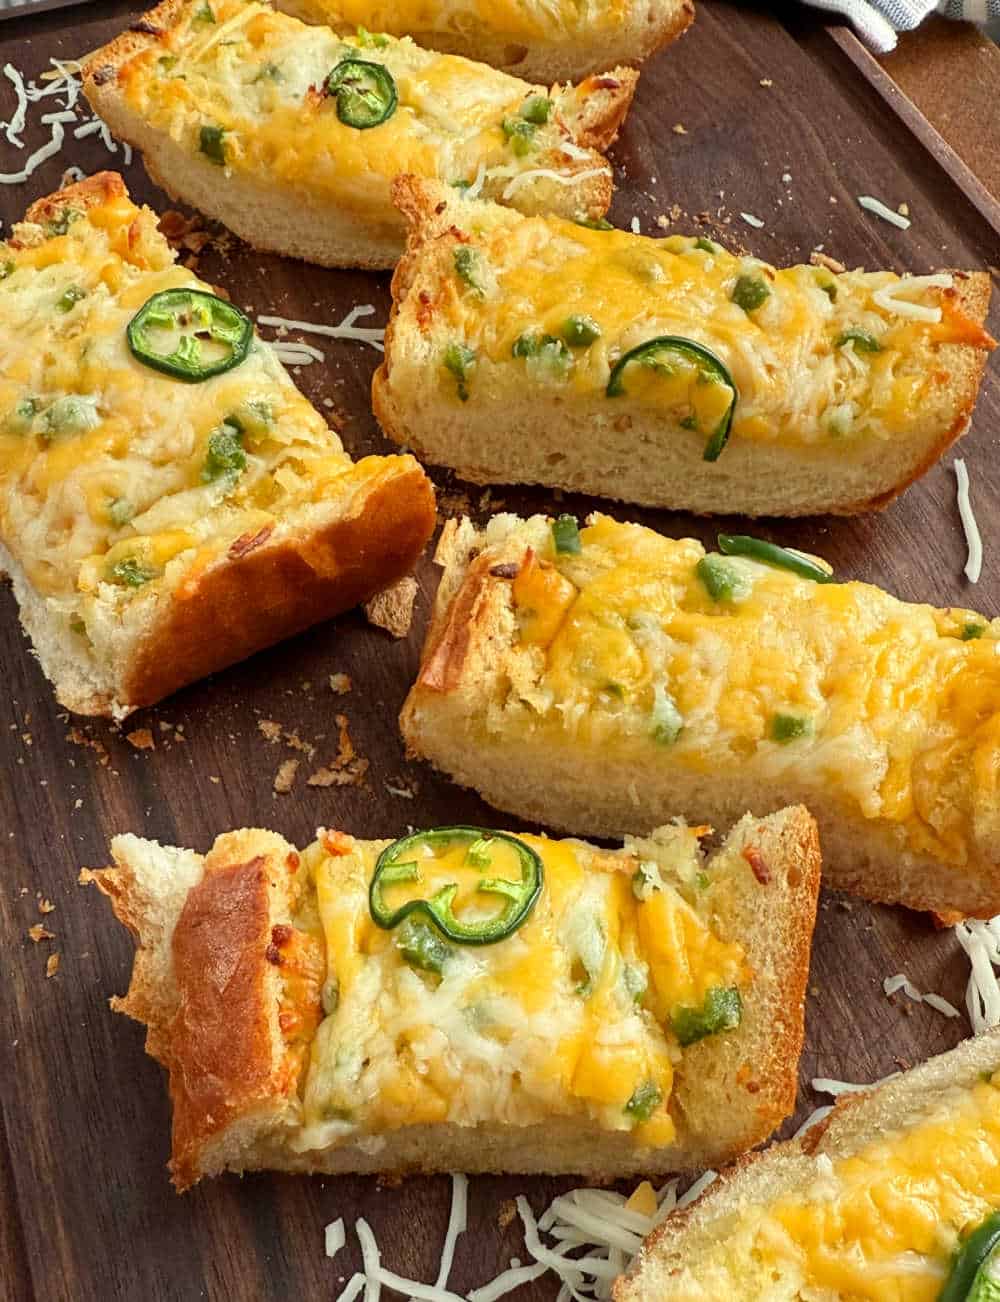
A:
[632,861,662,902]
[199,124,226,164]
[396,916,454,973]
[624,1080,662,1122]
[202,421,246,483]
[254,62,281,82]
[513,332,571,377]
[45,394,99,437]
[0,260,14,279]
[127,288,252,382]
[69,614,87,636]
[320,977,339,1015]
[576,217,613,231]
[109,556,156,588]
[694,237,718,253]
[671,986,742,1046]
[193,1,215,21]
[836,326,881,353]
[45,208,80,237]
[696,554,749,603]
[731,274,770,313]
[651,684,683,744]
[453,246,485,296]
[443,342,475,401]
[158,55,179,73]
[370,826,543,945]
[962,621,987,641]
[561,314,601,347]
[326,58,397,130]
[771,713,811,743]
[8,397,38,433]
[56,285,86,313]
[356,25,390,48]
[502,116,536,156]
[552,514,581,555]
[718,533,835,584]
[465,837,494,868]
[107,497,134,528]
[520,94,552,124]
[817,279,837,302]
[939,1213,1000,1302]
[606,336,737,462]
[623,963,648,1005]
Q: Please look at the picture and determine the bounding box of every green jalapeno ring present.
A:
[326,57,397,130]
[127,288,252,382]
[369,826,543,945]
[717,533,835,584]
[939,1212,1000,1302]
[605,335,738,463]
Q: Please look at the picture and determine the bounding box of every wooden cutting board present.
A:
[1,3,999,1297]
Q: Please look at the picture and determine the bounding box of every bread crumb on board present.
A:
[364,577,418,639]
[307,715,369,788]
[66,727,110,767]
[273,758,300,794]
[126,728,155,751]
[38,897,55,914]
[28,924,55,943]
[329,673,352,695]
[46,953,60,978]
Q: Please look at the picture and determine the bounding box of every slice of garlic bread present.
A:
[0,173,434,719]
[273,0,694,83]
[615,1031,1000,1302]
[83,0,637,270]
[89,807,819,1190]
[401,514,1000,917]
[374,178,994,515]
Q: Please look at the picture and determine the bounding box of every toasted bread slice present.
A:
[273,0,694,83]
[89,807,819,1190]
[0,173,434,719]
[373,178,994,516]
[401,514,1000,917]
[83,0,637,271]
[615,1031,1000,1301]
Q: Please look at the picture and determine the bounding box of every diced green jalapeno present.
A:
[56,285,86,313]
[561,314,601,347]
[370,826,543,945]
[624,1080,662,1122]
[671,986,742,1046]
[326,58,397,129]
[109,556,156,588]
[69,614,87,636]
[502,117,536,156]
[631,861,662,902]
[396,916,454,973]
[962,622,987,641]
[694,237,718,253]
[193,2,215,21]
[731,274,770,313]
[696,554,748,603]
[254,62,281,82]
[606,336,738,462]
[771,713,811,743]
[107,497,134,528]
[127,288,252,382]
[45,394,99,437]
[835,327,881,353]
[576,217,613,231]
[0,260,14,280]
[443,342,475,401]
[356,25,390,48]
[202,421,246,483]
[552,514,581,555]
[718,533,835,584]
[199,124,226,164]
[453,246,485,296]
[651,684,683,744]
[45,208,80,237]
[939,1213,1000,1302]
[520,95,552,124]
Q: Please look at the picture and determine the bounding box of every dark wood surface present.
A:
[1,3,999,1298]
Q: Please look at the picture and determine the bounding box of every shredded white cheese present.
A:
[740,212,764,229]
[882,973,961,1018]
[468,1262,547,1302]
[676,1170,718,1210]
[434,1174,468,1291]
[793,1103,834,1138]
[955,916,1000,1032]
[871,273,951,323]
[464,160,487,201]
[811,1076,871,1096]
[335,1275,367,1302]
[2,63,28,147]
[858,195,912,229]
[356,1218,382,1302]
[630,216,640,234]
[257,305,386,353]
[325,1218,346,1260]
[500,167,605,201]
[954,458,983,583]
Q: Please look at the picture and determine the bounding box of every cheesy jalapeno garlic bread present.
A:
[402,514,1000,918]
[90,809,819,1189]
[615,1031,1000,1302]
[374,179,995,515]
[272,0,694,83]
[0,173,434,719]
[83,0,637,271]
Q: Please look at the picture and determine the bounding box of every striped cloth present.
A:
[808,0,1000,51]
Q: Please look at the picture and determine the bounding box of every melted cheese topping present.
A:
[703,1076,1000,1300]
[0,187,356,626]
[428,215,991,447]
[290,825,748,1149]
[492,514,1000,869]
[117,0,605,220]
[282,0,629,43]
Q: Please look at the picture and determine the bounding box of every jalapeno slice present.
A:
[326,58,397,129]
[939,1213,1000,1302]
[369,826,543,945]
[127,288,252,383]
[718,533,835,584]
[605,336,738,462]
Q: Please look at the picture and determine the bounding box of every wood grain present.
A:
[1,1,999,1298]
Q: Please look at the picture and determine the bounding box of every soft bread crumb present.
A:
[364,577,418,639]
[273,758,299,794]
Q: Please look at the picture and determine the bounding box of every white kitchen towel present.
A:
[808,0,1000,52]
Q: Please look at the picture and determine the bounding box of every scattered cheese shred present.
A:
[857,194,911,229]
[335,1274,366,1302]
[956,916,1000,1032]
[882,972,961,1018]
[954,458,983,583]
[325,1218,346,1260]
[740,212,764,229]
[257,305,386,353]
[3,63,28,146]
[435,1174,468,1291]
